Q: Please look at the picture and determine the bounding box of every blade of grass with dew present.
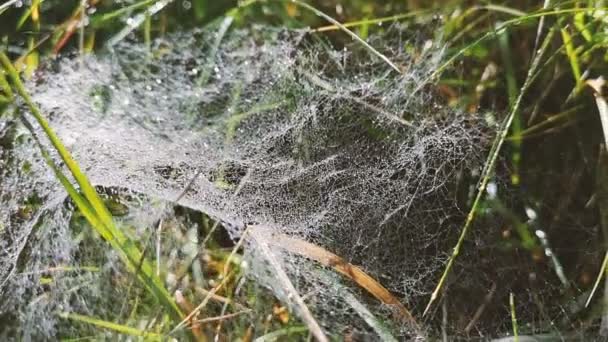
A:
[482,4,527,17]
[89,0,158,28]
[107,0,173,47]
[144,12,152,49]
[0,52,184,324]
[0,52,114,227]
[532,0,551,59]
[421,4,608,306]
[18,0,41,78]
[510,8,605,101]
[315,4,523,34]
[59,312,162,339]
[526,20,590,95]
[422,25,558,317]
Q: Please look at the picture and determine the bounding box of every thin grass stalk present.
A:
[423,25,558,316]
[235,0,402,74]
[60,312,163,339]
[312,10,430,32]
[289,0,402,74]
[510,293,519,342]
[90,0,157,27]
[250,227,329,342]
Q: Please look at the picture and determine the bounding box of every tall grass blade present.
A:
[90,0,157,27]
[560,27,583,92]
[498,26,522,185]
[59,312,162,339]
[312,10,430,32]
[422,25,558,317]
[510,293,519,342]
[0,52,184,323]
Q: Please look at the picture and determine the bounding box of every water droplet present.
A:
[525,207,537,220]
[486,182,497,199]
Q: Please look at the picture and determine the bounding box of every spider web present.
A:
[0,23,498,339]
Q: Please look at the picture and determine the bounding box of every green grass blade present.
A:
[510,293,519,342]
[0,51,184,324]
[89,0,157,27]
[16,0,42,30]
[35,145,106,234]
[192,0,207,20]
[498,27,522,185]
[574,11,593,42]
[0,70,13,100]
[59,312,162,339]
[423,24,558,317]
[312,10,430,32]
[482,4,526,17]
[560,27,583,92]
[0,52,115,230]
[19,116,106,234]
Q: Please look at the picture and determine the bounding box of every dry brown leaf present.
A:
[252,226,421,332]
[273,303,290,324]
